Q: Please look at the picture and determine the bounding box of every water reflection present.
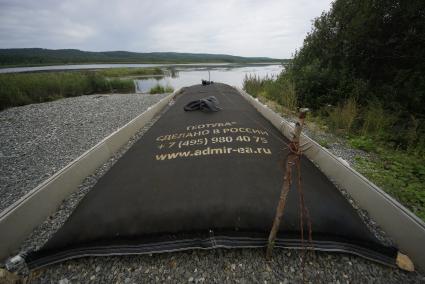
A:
[135,65,283,93]
[0,63,232,74]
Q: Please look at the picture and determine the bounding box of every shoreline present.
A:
[0,62,282,74]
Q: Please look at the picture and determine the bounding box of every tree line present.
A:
[285,0,425,150]
[0,48,285,66]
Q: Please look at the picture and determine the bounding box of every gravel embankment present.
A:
[0,93,168,212]
[1,93,424,283]
[28,249,424,284]
[19,112,164,255]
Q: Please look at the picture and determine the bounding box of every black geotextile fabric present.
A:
[26,83,397,269]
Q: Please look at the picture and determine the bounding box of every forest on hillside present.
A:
[0,48,284,66]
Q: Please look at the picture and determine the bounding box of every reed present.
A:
[97,67,163,77]
[149,84,174,94]
[0,71,135,110]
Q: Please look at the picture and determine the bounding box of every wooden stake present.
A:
[266,109,308,260]
[266,154,297,259]
[266,108,414,272]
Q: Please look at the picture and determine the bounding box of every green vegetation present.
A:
[243,74,298,111]
[349,136,376,152]
[0,67,172,109]
[96,67,164,77]
[290,0,425,152]
[243,0,425,220]
[244,74,425,220]
[0,71,134,110]
[0,48,285,67]
[317,138,330,149]
[355,151,425,220]
[149,84,174,94]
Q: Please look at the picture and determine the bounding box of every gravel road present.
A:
[1,92,424,283]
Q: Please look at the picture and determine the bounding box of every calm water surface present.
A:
[0,63,283,92]
[135,65,283,93]
[0,63,232,73]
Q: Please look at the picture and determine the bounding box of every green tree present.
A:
[287,0,425,149]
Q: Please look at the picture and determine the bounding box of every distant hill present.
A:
[0,48,286,67]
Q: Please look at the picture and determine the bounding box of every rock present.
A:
[337,157,350,167]
[58,278,70,284]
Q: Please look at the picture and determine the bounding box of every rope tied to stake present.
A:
[184,96,222,112]
[266,108,312,257]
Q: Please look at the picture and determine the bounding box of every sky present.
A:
[0,0,333,59]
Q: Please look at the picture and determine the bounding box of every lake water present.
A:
[0,63,284,92]
[0,63,234,74]
[134,65,283,93]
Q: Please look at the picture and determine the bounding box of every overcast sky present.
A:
[0,0,333,58]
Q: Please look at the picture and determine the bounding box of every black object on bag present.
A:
[184,96,221,112]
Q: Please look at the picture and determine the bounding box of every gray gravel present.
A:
[18,111,164,255]
[28,249,424,283]
[0,93,168,212]
[2,92,424,283]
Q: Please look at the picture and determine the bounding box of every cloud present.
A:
[0,0,333,58]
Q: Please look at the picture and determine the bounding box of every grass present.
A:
[106,78,135,92]
[149,84,174,94]
[243,74,298,111]
[349,136,376,152]
[243,75,425,221]
[326,97,358,134]
[317,138,330,149]
[96,67,164,77]
[355,150,425,220]
[0,70,137,110]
